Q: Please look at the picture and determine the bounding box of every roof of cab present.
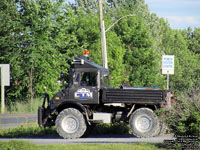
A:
[72,56,109,73]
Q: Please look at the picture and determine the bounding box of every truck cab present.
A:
[68,56,109,104]
[48,56,109,108]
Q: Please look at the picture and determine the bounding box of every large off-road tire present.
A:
[129,108,160,138]
[55,108,87,139]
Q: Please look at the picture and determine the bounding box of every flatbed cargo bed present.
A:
[102,88,167,104]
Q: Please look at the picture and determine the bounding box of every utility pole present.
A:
[99,0,134,69]
[99,0,108,69]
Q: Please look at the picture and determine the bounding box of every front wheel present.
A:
[129,108,160,138]
[55,108,87,139]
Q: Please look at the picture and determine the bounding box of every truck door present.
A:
[70,71,99,104]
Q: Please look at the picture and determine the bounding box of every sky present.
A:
[145,0,200,30]
[66,0,200,30]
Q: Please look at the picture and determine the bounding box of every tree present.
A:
[114,10,165,87]
[0,0,68,102]
[160,23,200,91]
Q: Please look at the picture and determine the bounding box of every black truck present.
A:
[38,56,173,139]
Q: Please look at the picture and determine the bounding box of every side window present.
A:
[103,75,109,86]
[75,73,80,82]
[81,72,97,86]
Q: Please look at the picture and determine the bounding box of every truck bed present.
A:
[102,88,167,104]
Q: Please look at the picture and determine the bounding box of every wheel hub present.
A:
[62,116,79,133]
[135,116,152,133]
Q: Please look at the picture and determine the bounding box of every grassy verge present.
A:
[5,98,43,114]
[0,141,167,150]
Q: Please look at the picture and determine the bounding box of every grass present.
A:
[0,123,130,138]
[0,141,167,150]
[0,124,58,138]
[5,98,43,114]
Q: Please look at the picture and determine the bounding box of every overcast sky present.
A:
[145,0,200,30]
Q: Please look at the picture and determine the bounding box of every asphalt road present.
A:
[0,113,37,129]
[0,134,174,144]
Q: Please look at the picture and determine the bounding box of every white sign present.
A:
[162,55,174,74]
[0,64,10,86]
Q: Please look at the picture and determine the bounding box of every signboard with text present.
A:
[162,55,174,74]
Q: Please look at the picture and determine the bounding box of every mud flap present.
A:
[38,106,44,127]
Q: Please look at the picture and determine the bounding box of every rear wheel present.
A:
[129,108,160,138]
[56,108,87,139]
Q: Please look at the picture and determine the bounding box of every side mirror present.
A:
[60,72,65,87]
[60,72,64,79]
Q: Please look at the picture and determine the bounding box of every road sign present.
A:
[0,64,10,86]
[162,55,174,74]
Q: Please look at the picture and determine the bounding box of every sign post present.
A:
[162,55,174,90]
[0,64,10,114]
[1,67,5,113]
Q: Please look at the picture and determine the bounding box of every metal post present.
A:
[1,67,5,113]
[167,73,169,90]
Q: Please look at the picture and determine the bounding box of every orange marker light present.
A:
[55,97,60,100]
[83,50,90,57]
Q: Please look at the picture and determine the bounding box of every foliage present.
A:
[0,0,200,103]
[161,88,200,137]
[115,10,165,87]
[159,21,200,91]
[0,0,68,101]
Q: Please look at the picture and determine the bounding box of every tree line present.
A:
[0,0,200,103]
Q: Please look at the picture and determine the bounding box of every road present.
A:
[0,113,37,129]
[0,134,174,144]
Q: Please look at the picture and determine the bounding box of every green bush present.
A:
[162,88,200,136]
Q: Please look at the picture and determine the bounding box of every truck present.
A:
[38,55,173,139]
